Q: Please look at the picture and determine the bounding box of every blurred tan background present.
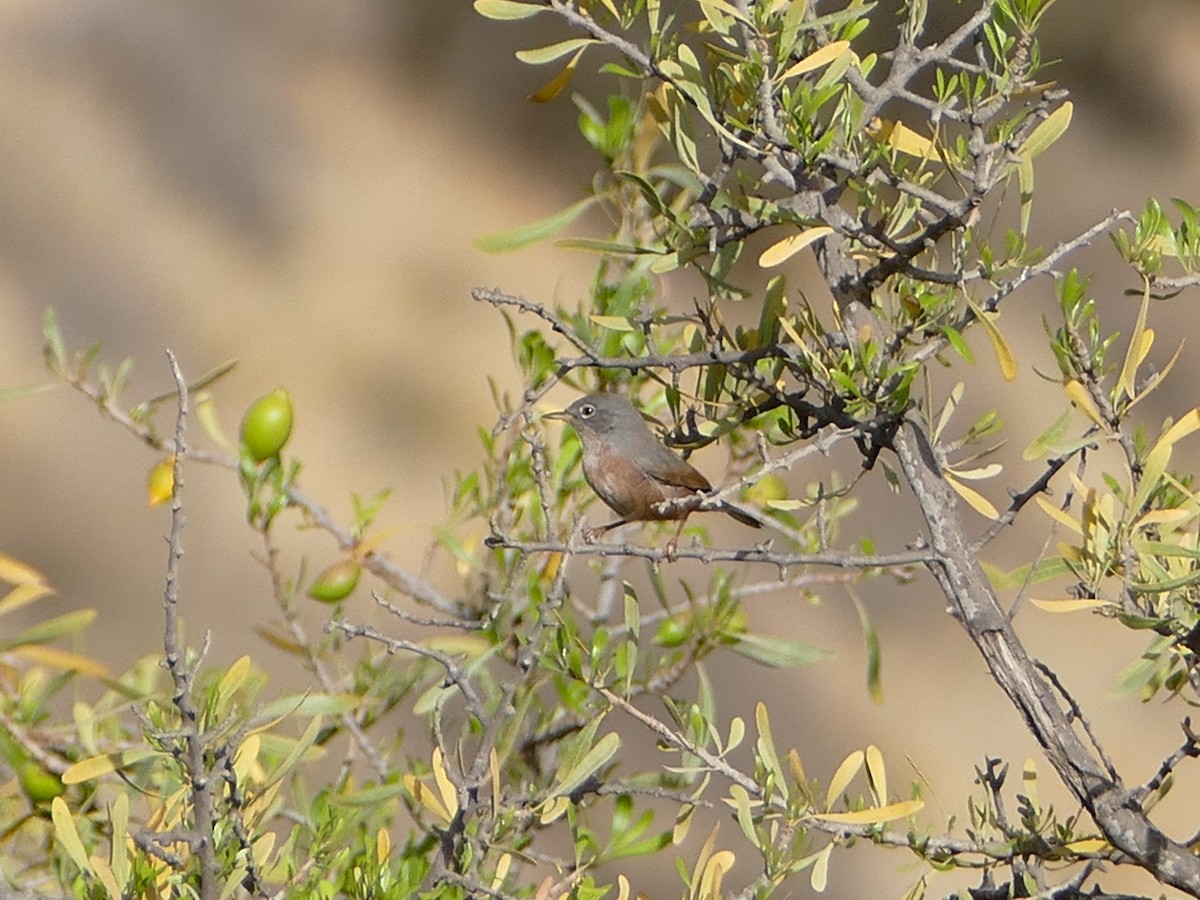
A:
[0,1,1198,895]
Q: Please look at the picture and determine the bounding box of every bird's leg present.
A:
[663,517,689,562]
[584,519,628,543]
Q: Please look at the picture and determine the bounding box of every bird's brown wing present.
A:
[643,445,713,493]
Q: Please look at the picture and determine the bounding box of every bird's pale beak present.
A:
[543,409,570,422]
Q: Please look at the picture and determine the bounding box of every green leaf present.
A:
[1018,101,1073,160]
[516,38,600,65]
[730,632,832,667]
[473,0,545,19]
[0,609,97,651]
[475,197,597,252]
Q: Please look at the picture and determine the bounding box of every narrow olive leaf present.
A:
[946,473,999,519]
[530,47,588,102]
[812,799,924,824]
[731,632,832,667]
[849,589,883,704]
[726,716,745,753]
[696,0,748,24]
[1131,436,1174,515]
[1017,153,1035,236]
[63,754,119,785]
[729,784,760,848]
[1133,508,1191,531]
[432,747,460,818]
[825,750,864,810]
[1062,379,1106,427]
[548,731,620,799]
[1035,496,1083,534]
[810,843,832,892]
[216,655,253,708]
[1018,101,1074,160]
[0,609,96,651]
[758,226,834,267]
[673,802,696,845]
[778,40,850,79]
[0,581,55,617]
[0,552,49,586]
[933,382,964,443]
[1022,407,1073,460]
[590,315,637,332]
[698,849,736,899]
[403,775,454,824]
[886,121,936,157]
[51,798,93,874]
[516,38,599,65]
[948,463,1003,481]
[475,196,597,252]
[0,381,58,402]
[263,716,324,789]
[754,703,788,801]
[91,857,122,899]
[1064,838,1110,854]
[111,791,130,888]
[964,300,1017,380]
[1116,280,1152,400]
[1155,407,1200,450]
[1029,598,1112,613]
[864,745,887,807]
[15,646,110,678]
[474,0,546,20]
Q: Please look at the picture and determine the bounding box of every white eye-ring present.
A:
[579,404,596,418]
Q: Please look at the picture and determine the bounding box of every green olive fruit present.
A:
[240,388,294,462]
[654,615,691,648]
[308,559,362,604]
[18,761,63,803]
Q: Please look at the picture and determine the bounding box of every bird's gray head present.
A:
[545,393,651,445]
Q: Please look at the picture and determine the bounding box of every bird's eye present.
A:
[579,404,596,418]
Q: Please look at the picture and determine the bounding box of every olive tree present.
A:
[4,1,1200,898]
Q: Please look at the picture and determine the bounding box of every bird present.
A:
[544,393,761,553]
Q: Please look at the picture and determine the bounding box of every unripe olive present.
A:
[308,559,361,604]
[18,761,63,803]
[240,389,294,462]
[654,615,691,648]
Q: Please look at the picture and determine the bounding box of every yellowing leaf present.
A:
[432,747,460,819]
[758,227,834,267]
[1064,837,1110,854]
[1029,597,1112,613]
[946,473,999,519]
[14,645,110,678]
[965,301,1017,381]
[812,798,924,824]
[869,119,935,157]
[864,745,886,807]
[810,843,832,892]
[1062,379,1105,427]
[698,849,736,899]
[403,774,454,824]
[778,41,851,79]
[825,750,864,810]
[63,754,119,785]
[0,581,55,617]
[0,552,48,586]
[529,47,588,102]
[52,797,93,874]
